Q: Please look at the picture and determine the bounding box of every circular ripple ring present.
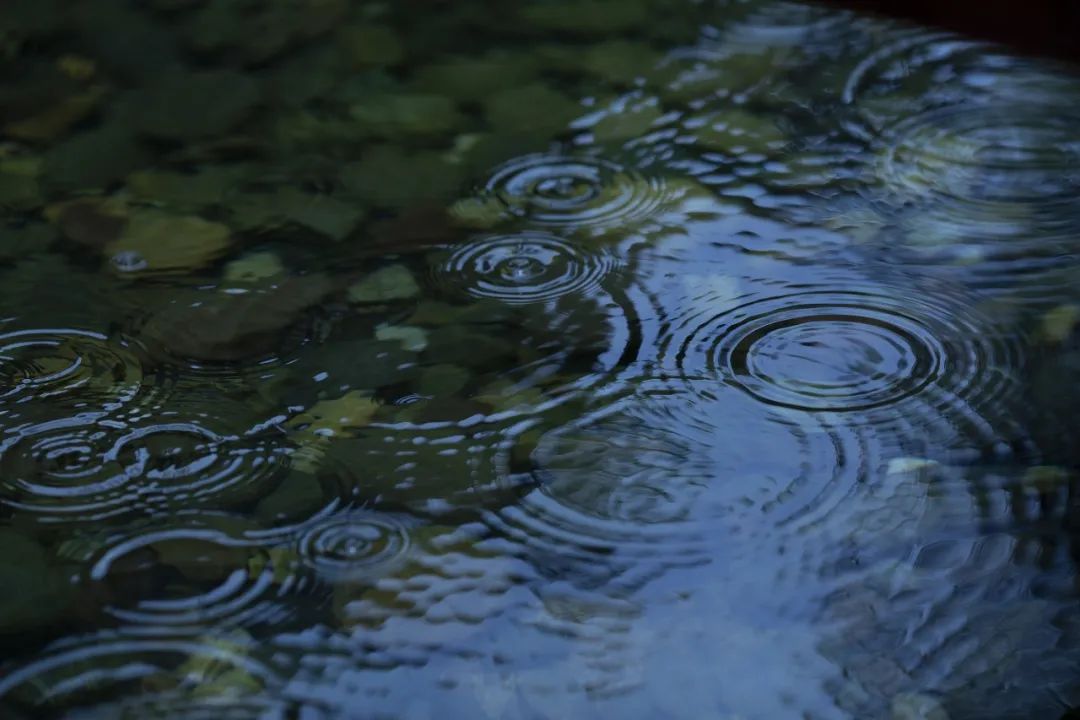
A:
[435,232,618,304]
[297,511,412,583]
[484,154,670,229]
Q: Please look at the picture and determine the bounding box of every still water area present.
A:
[2,0,1080,717]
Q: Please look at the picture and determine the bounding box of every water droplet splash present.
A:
[482,153,676,231]
[432,232,619,304]
[297,511,413,583]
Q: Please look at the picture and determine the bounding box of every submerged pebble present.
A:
[347,264,421,303]
[224,251,286,283]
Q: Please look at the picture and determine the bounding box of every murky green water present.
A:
[2,0,1080,717]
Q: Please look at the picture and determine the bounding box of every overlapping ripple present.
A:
[0,328,144,410]
[488,385,884,609]
[0,632,282,717]
[719,0,853,48]
[637,388,881,542]
[872,106,1080,252]
[838,32,1080,140]
[656,278,1023,436]
[842,32,1080,284]
[85,522,298,630]
[488,398,721,596]
[431,232,620,304]
[0,405,289,523]
[819,462,1080,719]
[482,153,678,231]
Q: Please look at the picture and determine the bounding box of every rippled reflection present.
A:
[842,32,1080,291]
[2,0,1080,717]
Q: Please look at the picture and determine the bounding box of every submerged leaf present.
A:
[411,52,541,102]
[347,264,420,303]
[275,188,365,241]
[592,96,665,142]
[105,210,232,274]
[127,165,249,211]
[0,169,41,212]
[416,364,470,396]
[690,109,788,156]
[448,196,506,229]
[1038,303,1080,345]
[1022,465,1071,493]
[583,40,660,85]
[224,251,286,283]
[376,323,429,351]
[484,83,582,138]
[288,390,380,439]
[349,93,464,140]
[521,0,649,35]
[255,473,326,522]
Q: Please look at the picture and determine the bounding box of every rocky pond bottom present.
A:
[1,1,1080,718]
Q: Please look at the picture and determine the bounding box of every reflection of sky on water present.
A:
[3,0,1080,717]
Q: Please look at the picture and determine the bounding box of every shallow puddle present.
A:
[1,1,1080,717]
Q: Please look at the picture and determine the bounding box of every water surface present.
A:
[1,0,1080,717]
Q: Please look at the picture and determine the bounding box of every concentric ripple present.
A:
[297,511,414,583]
[719,0,853,49]
[839,32,1079,139]
[483,153,674,231]
[873,107,1080,241]
[0,328,144,409]
[531,415,705,527]
[656,277,1024,438]
[843,32,1080,249]
[688,293,939,412]
[0,633,281,716]
[0,406,289,523]
[486,400,715,595]
[488,388,882,600]
[819,463,1080,718]
[431,232,619,304]
[85,523,299,630]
